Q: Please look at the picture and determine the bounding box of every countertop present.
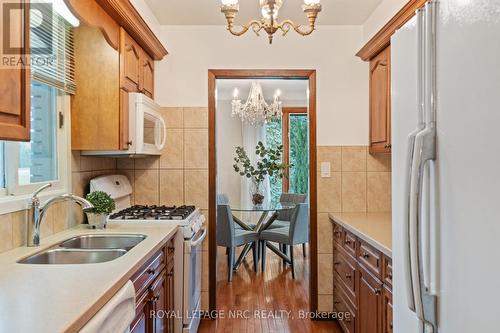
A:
[328,212,392,257]
[0,224,178,333]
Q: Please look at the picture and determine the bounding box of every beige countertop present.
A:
[329,212,392,257]
[0,224,178,333]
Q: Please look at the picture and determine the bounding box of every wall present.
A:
[316,145,391,310]
[154,25,368,146]
[362,0,409,44]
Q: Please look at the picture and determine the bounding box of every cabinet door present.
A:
[120,28,141,92]
[119,88,130,150]
[130,291,150,333]
[0,0,30,141]
[357,265,383,333]
[150,270,168,333]
[369,46,391,154]
[140,50,154,98]
[382,286,393,333]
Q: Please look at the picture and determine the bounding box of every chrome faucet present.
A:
[28,184,94,247]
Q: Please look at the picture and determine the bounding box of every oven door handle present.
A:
[190,228,207,247]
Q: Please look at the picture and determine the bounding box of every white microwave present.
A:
[81,93,166,157]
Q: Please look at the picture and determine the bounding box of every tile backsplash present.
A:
[317,145,391,312]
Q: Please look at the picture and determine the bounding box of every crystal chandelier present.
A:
[220,0,322,44]
[231,82,282,125]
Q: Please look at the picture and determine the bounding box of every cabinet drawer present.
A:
[132,249,165,296]
[343,230,357,258]
[383,256,392,287]
[333,280,356,333]
[334,244,356,301]
[333,223,343,245]
[357,240,382,278]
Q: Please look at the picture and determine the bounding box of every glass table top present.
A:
[230,202,296,212]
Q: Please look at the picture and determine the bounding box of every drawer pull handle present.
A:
[375,288,381,295]
[345,273,352,279]
[345,239,351,245]
[334,300,341,305]
[334,261,341,266]
[146,268,155,275]
[362,252,370,259]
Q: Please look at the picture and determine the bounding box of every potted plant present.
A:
[233,141,290,205]
[85,191,116,229]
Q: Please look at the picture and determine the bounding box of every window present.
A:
[0,4,74,212]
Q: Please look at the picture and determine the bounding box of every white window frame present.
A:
[0,92,71,215]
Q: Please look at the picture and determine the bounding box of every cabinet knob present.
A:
[375,288,381,295]
[345,239,351,245]
[146,268,155,275]
[345,273,352,279]
[127,140,133,146]
[362,252,370,259]
[334,300,341,305]
[384,143,392,149]
[334,261,341,266]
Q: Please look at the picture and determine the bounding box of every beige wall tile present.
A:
[134,169,159,205]
[318,253,333,294]
[160,107,183,128]
[317,146,342,172]
[184,129,208,169]
[342,172,367,212]
[317,172,342,213]
[184,107,208,128]
[117,158,135,170]
[134,156,160,170]
[53,202,70,233]
[184,170,208,209]
[71,151,81,172]
[0,213,13,253]
[318,294,334,312]
[11,210,27,248]
[367,152,391,172]
[160,129,183,169]
[317,213,333,254]
[367,172,392,212]
[342,146,367,172]
[117,169,135,205]
[160,170,184,206]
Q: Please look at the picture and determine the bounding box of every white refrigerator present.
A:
[391,0,500,332]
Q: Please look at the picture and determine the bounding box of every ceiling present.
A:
[217,79,308,101]
[144,0,383,26]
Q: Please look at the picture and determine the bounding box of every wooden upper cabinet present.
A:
[0,0,30,141]
[120,27,141,92]
[139,49,154,98]
[369,46,391,154]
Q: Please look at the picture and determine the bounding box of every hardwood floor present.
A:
[198,245,341,333]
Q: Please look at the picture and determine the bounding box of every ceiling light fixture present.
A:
[232,82,282,125]
[220,0,322,44]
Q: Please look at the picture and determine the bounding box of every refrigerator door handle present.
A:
[404,7,426,314]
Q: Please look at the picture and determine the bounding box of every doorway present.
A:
[207,70,318,315]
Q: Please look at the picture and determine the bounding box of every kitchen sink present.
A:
[17,248,127,265]
[59,234,146,251]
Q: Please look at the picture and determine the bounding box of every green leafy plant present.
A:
[233,141,290,183]
[85,191,116,215]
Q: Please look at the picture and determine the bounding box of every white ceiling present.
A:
[144,0,383,26]
[217,79,308,101]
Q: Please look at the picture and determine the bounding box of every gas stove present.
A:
[108,205,196,220]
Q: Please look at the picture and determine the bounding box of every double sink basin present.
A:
[18,234,146,265]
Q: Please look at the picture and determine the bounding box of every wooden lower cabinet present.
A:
[332,221,392,333]
[130,240,175,333]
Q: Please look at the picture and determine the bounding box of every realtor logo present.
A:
[2,1,53,68]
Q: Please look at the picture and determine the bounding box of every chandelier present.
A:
[220,0,322,44]
[231,82,283,125]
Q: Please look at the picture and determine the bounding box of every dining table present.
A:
[230,202,296,269]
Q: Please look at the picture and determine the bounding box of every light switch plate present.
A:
[320,162,331,178]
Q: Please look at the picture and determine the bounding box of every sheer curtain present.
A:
[240,123,271,208]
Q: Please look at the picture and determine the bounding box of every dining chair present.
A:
[267,193,308,257]
[259,203,308,279]
[217,195,259,282]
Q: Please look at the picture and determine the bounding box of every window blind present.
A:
[30,4,76,94]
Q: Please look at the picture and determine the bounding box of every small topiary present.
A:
[85,191,116,215]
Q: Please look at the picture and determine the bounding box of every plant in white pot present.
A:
[85,191,115,229]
